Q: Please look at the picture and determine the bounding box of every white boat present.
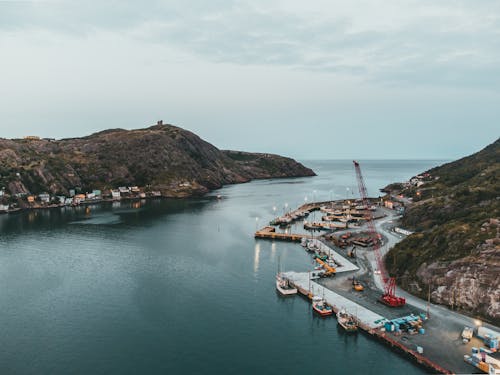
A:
[276,273,297,295]
[276,256,297,296]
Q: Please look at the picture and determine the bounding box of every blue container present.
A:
[419,328,425,334]
[489,339,498,349]
[472,347,479,354]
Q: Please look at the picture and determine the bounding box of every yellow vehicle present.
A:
[352,278,364,291]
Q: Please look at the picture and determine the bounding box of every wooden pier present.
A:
[254,226,311,242]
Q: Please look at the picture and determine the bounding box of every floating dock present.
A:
[254,226,311,242]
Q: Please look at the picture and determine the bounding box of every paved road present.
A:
[374,209,496,330]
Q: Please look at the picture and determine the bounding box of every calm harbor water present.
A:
[0,160,444,374]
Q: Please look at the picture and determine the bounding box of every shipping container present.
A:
[478,326,499,340]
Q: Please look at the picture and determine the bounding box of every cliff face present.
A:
[0,124,315,198]
[385,138,500,324]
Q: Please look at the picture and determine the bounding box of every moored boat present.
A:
[337,308,358,332]
[312,295,333,316]
[276,255,297,296]
[276,274,297,295]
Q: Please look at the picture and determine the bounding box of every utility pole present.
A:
[427,283,431,319]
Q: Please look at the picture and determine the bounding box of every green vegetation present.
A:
[385,138,499,322]
[0,124,315,198]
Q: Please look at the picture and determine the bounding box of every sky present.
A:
[0,0,499,160]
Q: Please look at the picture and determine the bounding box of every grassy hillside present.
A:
[385,138,500,323]
[0,123,315,199]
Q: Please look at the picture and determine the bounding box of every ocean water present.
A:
[0,160,444,374]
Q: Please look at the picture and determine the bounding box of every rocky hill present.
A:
[0,123,315,199]
[385,138,500,324]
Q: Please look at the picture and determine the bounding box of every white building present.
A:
[38,193,50,203]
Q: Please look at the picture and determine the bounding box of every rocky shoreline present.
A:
[0,122,315,213]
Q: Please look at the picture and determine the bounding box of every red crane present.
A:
[353,160,405,307]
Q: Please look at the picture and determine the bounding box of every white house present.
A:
[38,193,50,203]
[111,190,121,200]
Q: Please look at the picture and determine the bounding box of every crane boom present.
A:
[353,160,405,307]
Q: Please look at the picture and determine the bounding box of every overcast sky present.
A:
[0,0,499,159]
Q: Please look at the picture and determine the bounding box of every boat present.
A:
[312,295,333,316]
[337,308,358,332]
[276,256,297,296]
[276,274,297,295]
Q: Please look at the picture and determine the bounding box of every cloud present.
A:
[1,0,500,90]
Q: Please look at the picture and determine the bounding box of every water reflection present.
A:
[270,242,276,258]
[253,241,260,274]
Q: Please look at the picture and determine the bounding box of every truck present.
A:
[462,326,474,342]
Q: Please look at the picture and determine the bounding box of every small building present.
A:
[151,191,161,197]
[118,186,130,194]
[27,196,35,203]
[86,192,96,200]
[57,196,66,204]
[38,193,50,203]
[73,194,86,204]
[395,227,414,236]
[111,190,121,200]
[64,198,73,205]
[23,136,40,140]
[384,200,394,209]
[130,186,140,193]
[69,189,76,197]
[92,190,102,197]
[0,189,4,197]
[0,204,9,212]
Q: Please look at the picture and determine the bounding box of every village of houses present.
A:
[0,186,164,214]
[0,170,435,215]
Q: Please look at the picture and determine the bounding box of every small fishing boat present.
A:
[276,256,297,296]
[312,295,333,316]
[337,308,358,332]
[276,274,297,295]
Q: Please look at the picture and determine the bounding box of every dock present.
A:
[254,226,311,242]
[285,271,453,374]
[308,239,359,273]
[285,271,384,328]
